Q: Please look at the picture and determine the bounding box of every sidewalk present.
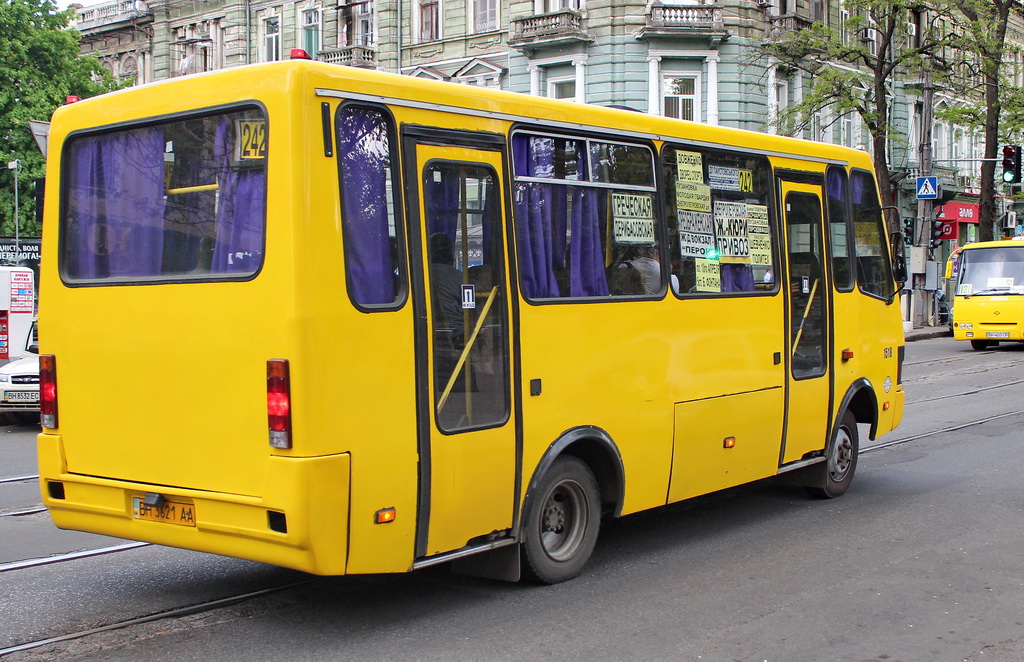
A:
[904,325,951,342]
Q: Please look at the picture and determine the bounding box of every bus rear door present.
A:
[404,130,517,560]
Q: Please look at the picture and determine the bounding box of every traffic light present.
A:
[903,217,914,245]
[1001,145,1021,183]
[930,218,943,249]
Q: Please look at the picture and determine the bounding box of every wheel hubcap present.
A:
[828,427,853,482]
[539,480,588,562]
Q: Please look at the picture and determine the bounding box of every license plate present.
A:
[132,497,196,527]
[3,391,38,403]
[986,332,1010,339]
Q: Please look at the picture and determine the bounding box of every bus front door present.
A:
[405,135,517,560]
[781,181,832,463]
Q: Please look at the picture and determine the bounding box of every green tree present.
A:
[0,0,119,241]
[932,0,1022,241]
[760,0,955,232]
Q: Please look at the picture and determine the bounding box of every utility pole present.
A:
[6,159,18,266]
[914,74,933,328]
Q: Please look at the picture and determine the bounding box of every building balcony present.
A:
[318,45,377,69]
[765,13,815,40]
[74,0,152,33]
[637,2,728,42]
[508,10,593,50]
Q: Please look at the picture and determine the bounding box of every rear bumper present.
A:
[953,325,1024,342]
[37,432,350,575]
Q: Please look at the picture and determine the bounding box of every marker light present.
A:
[375,507,397,524]
[723,436,736,449]
[290,48,311,60]
[267,359,292,449]
[65,95,80,104]
[40,354,58,429]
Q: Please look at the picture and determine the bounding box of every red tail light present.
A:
[290,48,311,60]
[40,354,58,428]
[267,359,291,449]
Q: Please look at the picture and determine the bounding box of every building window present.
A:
[474,0,498,32]
[840,113,854,148]
[809,0,824,22]
[862,22,878,57]
[548,77,575,100]
[263,16,280,62]
[550,0,580,10]
[418,0,439,41]
[353,0,375,46]
[663,75,698,121]
[838,6,850,43]
[811,110,824,142]
[301,7,320,57]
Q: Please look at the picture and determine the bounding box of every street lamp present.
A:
[6,159,18,266]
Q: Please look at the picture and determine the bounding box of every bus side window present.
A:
[511,133,661,300]
[848,170,894,300]
[337,104,404,308]
[663,146,776,296]
[826,167,856,292]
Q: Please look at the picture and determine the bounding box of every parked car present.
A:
[0,320,39,423]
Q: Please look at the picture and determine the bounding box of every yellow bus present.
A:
[949,239,1024,350]
[37,57,906,583]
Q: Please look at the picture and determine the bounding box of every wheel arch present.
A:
[522,426,625,524]
[837,377,878,441]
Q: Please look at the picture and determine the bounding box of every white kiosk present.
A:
[0,267,36,361]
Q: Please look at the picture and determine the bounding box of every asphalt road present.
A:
[2,335,1023,661]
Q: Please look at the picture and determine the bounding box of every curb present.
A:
[904,329,951,342]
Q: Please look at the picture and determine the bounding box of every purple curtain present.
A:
[850,171,867,205]
[512,134,608,298]
[65,128,166,278]
[338,107,395,304]
[425,171,460,241]
[569,188,609,296]
[721,263,754,292]
[212,121,266,274]
[512,135,559,298]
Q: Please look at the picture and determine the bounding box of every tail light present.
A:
[267,359,291,449]
[40,354,58,428]
[289,48,311,60]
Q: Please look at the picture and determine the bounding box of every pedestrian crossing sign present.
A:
[916,176,939,199]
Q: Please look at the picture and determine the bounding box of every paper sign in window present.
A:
[713,201,751,264]
[612,193,655,244]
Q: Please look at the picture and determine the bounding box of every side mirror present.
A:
[28,343,39,354]
[889,231,908,292]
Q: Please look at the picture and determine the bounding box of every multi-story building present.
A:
[74,0,1022,314]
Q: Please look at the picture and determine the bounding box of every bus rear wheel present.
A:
[521,456,600,584]
[805,410,859,499]
[970,340,989,351]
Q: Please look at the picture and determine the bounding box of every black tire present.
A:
[970,339,989,351]
[521,455,601,584]
[805,410,859,499]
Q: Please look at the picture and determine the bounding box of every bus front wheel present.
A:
[805,410,859,499]
[521,456,600,584]
[970,339,989,351]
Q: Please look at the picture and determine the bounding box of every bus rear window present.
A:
[61,107,267,282]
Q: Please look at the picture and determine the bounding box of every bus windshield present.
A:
[957,246,1024,296]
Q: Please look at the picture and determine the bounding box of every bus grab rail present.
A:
[792,278,819,356]
[438,286,499,411]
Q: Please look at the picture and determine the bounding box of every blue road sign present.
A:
[916,176,939,199]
